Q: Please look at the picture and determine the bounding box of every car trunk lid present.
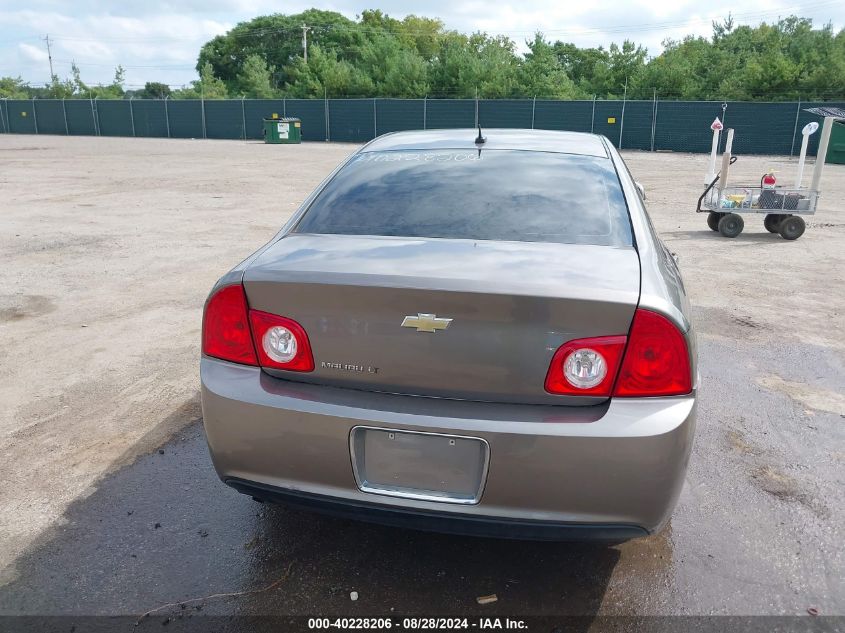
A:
[243,234,640,405]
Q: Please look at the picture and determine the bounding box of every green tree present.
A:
[192,10,845,102]
[0,76,30,98]
[357,34,429,97]
[379,47,429,96]
[137,82,172,99]
[283,44,373,97]
[553,43,611,95]
[95,65,126,99]
[59,64,126,99]
[521,34,579,98]
[633,16,845,100]
[175,62,229,99]
[236,54,276,97]
[606,41,647,97]
[394,14,444,61]
[429,32,520,98]
[43,78,76,98]
[58,62,95,97]
[554,40,646,98]
[198,9,360,91]
[632,37,710,99]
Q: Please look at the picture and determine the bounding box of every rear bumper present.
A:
[227,478,647,541]
[201,357,696,538]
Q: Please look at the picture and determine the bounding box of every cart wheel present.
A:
[707,212,722,231]
[718,213,744,238]
[764,214,785,233]
[779,215,805,241]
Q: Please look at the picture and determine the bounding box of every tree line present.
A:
[2,9,844,101]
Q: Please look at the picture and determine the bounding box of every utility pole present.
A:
[301,24,311,63]
[619,75,628,149]
[43,34,55,80]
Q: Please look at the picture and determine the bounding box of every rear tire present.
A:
[764,214,784,233]
[779,215,805,240]
[718,213,744,238]
[707,212,722,231]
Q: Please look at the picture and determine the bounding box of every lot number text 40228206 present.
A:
[307,617,528,630]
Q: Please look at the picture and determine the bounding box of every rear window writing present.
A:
[294,150,633,246]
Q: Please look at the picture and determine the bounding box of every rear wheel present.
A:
[779,215,805,240]
[718,213,744,238]
[707,212,722,231]
[764,214,784,233]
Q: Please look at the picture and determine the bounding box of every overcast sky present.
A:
[2,0,843,88]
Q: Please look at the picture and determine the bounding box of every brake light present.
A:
[202,285,257,366]
[613,309,692,397]
[249,310,314,372]
[545,336,627,396]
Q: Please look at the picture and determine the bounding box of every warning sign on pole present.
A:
[706,118,724,184]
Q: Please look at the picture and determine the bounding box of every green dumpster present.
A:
[263,117,302,144]
[826,120,845,165]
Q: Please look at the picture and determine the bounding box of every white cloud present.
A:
[18,42,48,62]
[0,9,233,86]
[0,0,843,87]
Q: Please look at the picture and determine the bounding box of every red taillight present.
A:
[613,309,692,397]
[203,285,313,372]
[249,310,314,372]
[545,336,627,396]
[202,285,257,366]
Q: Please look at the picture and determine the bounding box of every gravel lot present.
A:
[0,135,843,619]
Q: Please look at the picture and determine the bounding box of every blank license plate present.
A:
[350,427,489,504]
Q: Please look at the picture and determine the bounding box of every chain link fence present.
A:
[1,97,841,155]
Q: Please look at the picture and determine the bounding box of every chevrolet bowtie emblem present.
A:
[401,313,453,333]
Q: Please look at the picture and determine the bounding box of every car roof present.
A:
[362,128,609,158]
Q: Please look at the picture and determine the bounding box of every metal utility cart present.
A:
[696,109,841,241]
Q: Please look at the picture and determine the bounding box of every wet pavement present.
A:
[0,314,842,624]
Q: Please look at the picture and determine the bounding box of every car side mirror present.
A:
[635,181,646,201]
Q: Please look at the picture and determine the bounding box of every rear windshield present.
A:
[294,149,633,246]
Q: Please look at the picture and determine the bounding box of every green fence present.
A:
[1,97,842,155]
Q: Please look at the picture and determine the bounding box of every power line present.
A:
[51,59,196,69]
[4,0,842,46]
